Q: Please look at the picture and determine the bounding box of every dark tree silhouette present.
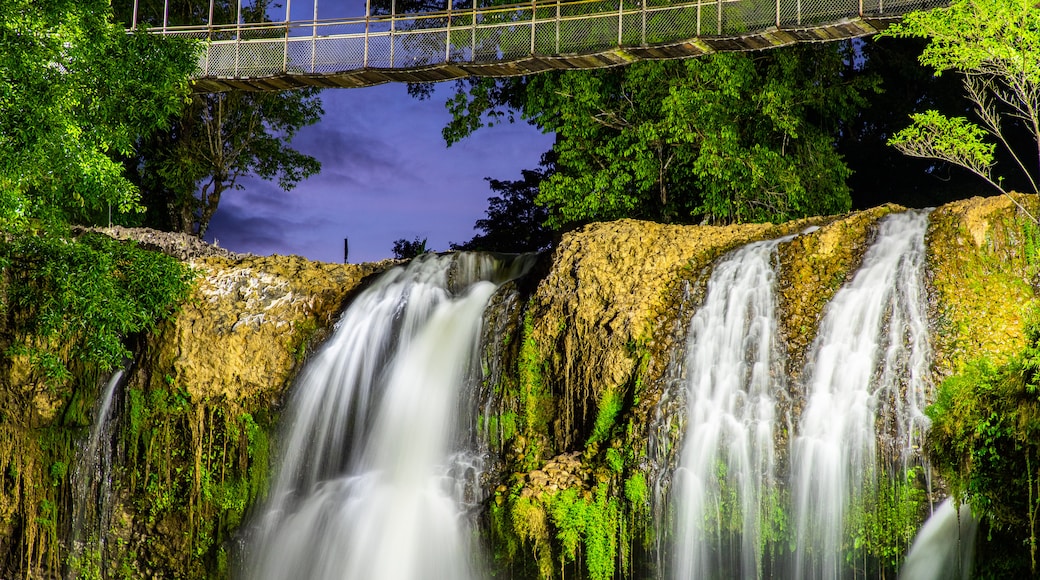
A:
[392,237,429,259]
[452,156,555,253]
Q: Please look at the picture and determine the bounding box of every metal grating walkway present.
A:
[138,0,948,92]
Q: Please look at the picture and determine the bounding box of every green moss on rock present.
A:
[926,194,1040,378]
[776,204,903,383]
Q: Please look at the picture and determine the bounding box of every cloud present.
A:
[232,179,297,212]
[206,209,287,253]
[294,124,399,177]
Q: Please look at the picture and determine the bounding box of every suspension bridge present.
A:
[136,0,947,92]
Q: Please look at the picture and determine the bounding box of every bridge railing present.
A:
[148,0,945,80]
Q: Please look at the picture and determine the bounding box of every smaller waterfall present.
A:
[246,253,529,580]
[791,211,931,579]
[67,369,125,577]
[899,499,977,580]
[670,237,788,579]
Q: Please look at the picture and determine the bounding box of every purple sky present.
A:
[205,83,553,263]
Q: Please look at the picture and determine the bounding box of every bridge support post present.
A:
[695,0,700,36]
[235,0,242,76]
[530,0,536,55]
[641,0,646,46]
[284,0,292,73]
[311,0,318,73]
[555,0,560,54]
[617,0,622,45]
[205,0,214,74]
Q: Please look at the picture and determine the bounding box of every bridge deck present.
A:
[143,0,946,92]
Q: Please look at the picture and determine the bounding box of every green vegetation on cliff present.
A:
[923,204,1040,576]
[481,280,659,579]
[927,318,1040,577]
[3,233,194,385]
[0,232,195,577]
[119,382,272,577]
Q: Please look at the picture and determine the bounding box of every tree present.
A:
[112,0,324,237]
[444,44,875,228]
[884,0,1040,211]
[451,155,555,253]
[836,37,981,209]
[392,237,429,259]
[0,0,197,231]
[130,89,323,235]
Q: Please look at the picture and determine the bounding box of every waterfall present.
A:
[791,211,931,579]
[245,252,529,580]
[899,499,977,580]
[670,236,788,579]
[68,368,125,577]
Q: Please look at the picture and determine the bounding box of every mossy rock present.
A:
[925,193,1040,380]
[523,218,828,453]
[107,253,392,578]
[776,203,904,386]
[157,254,390,403]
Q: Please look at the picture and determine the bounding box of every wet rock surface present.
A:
[524,217,826,450]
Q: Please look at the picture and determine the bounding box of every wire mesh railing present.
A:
[137,0,947,82]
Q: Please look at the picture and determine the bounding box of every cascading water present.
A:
[245,252,529,580]
[791,211,931,579]
[67,368,125,577]
[669,237,788,580]
[899,499,977,580]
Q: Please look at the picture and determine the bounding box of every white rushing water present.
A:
[246,253,526,580]
[671,237,788,580]
[68,369,125,577]
[899,499,977,580]
[791,211,931,580]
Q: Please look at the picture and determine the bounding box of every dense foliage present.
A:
[443,44,874,229]
[0,0,199,381]
[927,315,1040,576]
[0,2,199,563]
[129,89,323,236]
[391,236,429,259]
[0,0,197,231]
[2,233,195,385]
[885,0,1040,202]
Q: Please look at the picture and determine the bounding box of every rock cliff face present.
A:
[0,194,1036,578]
[110,254,392,576]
